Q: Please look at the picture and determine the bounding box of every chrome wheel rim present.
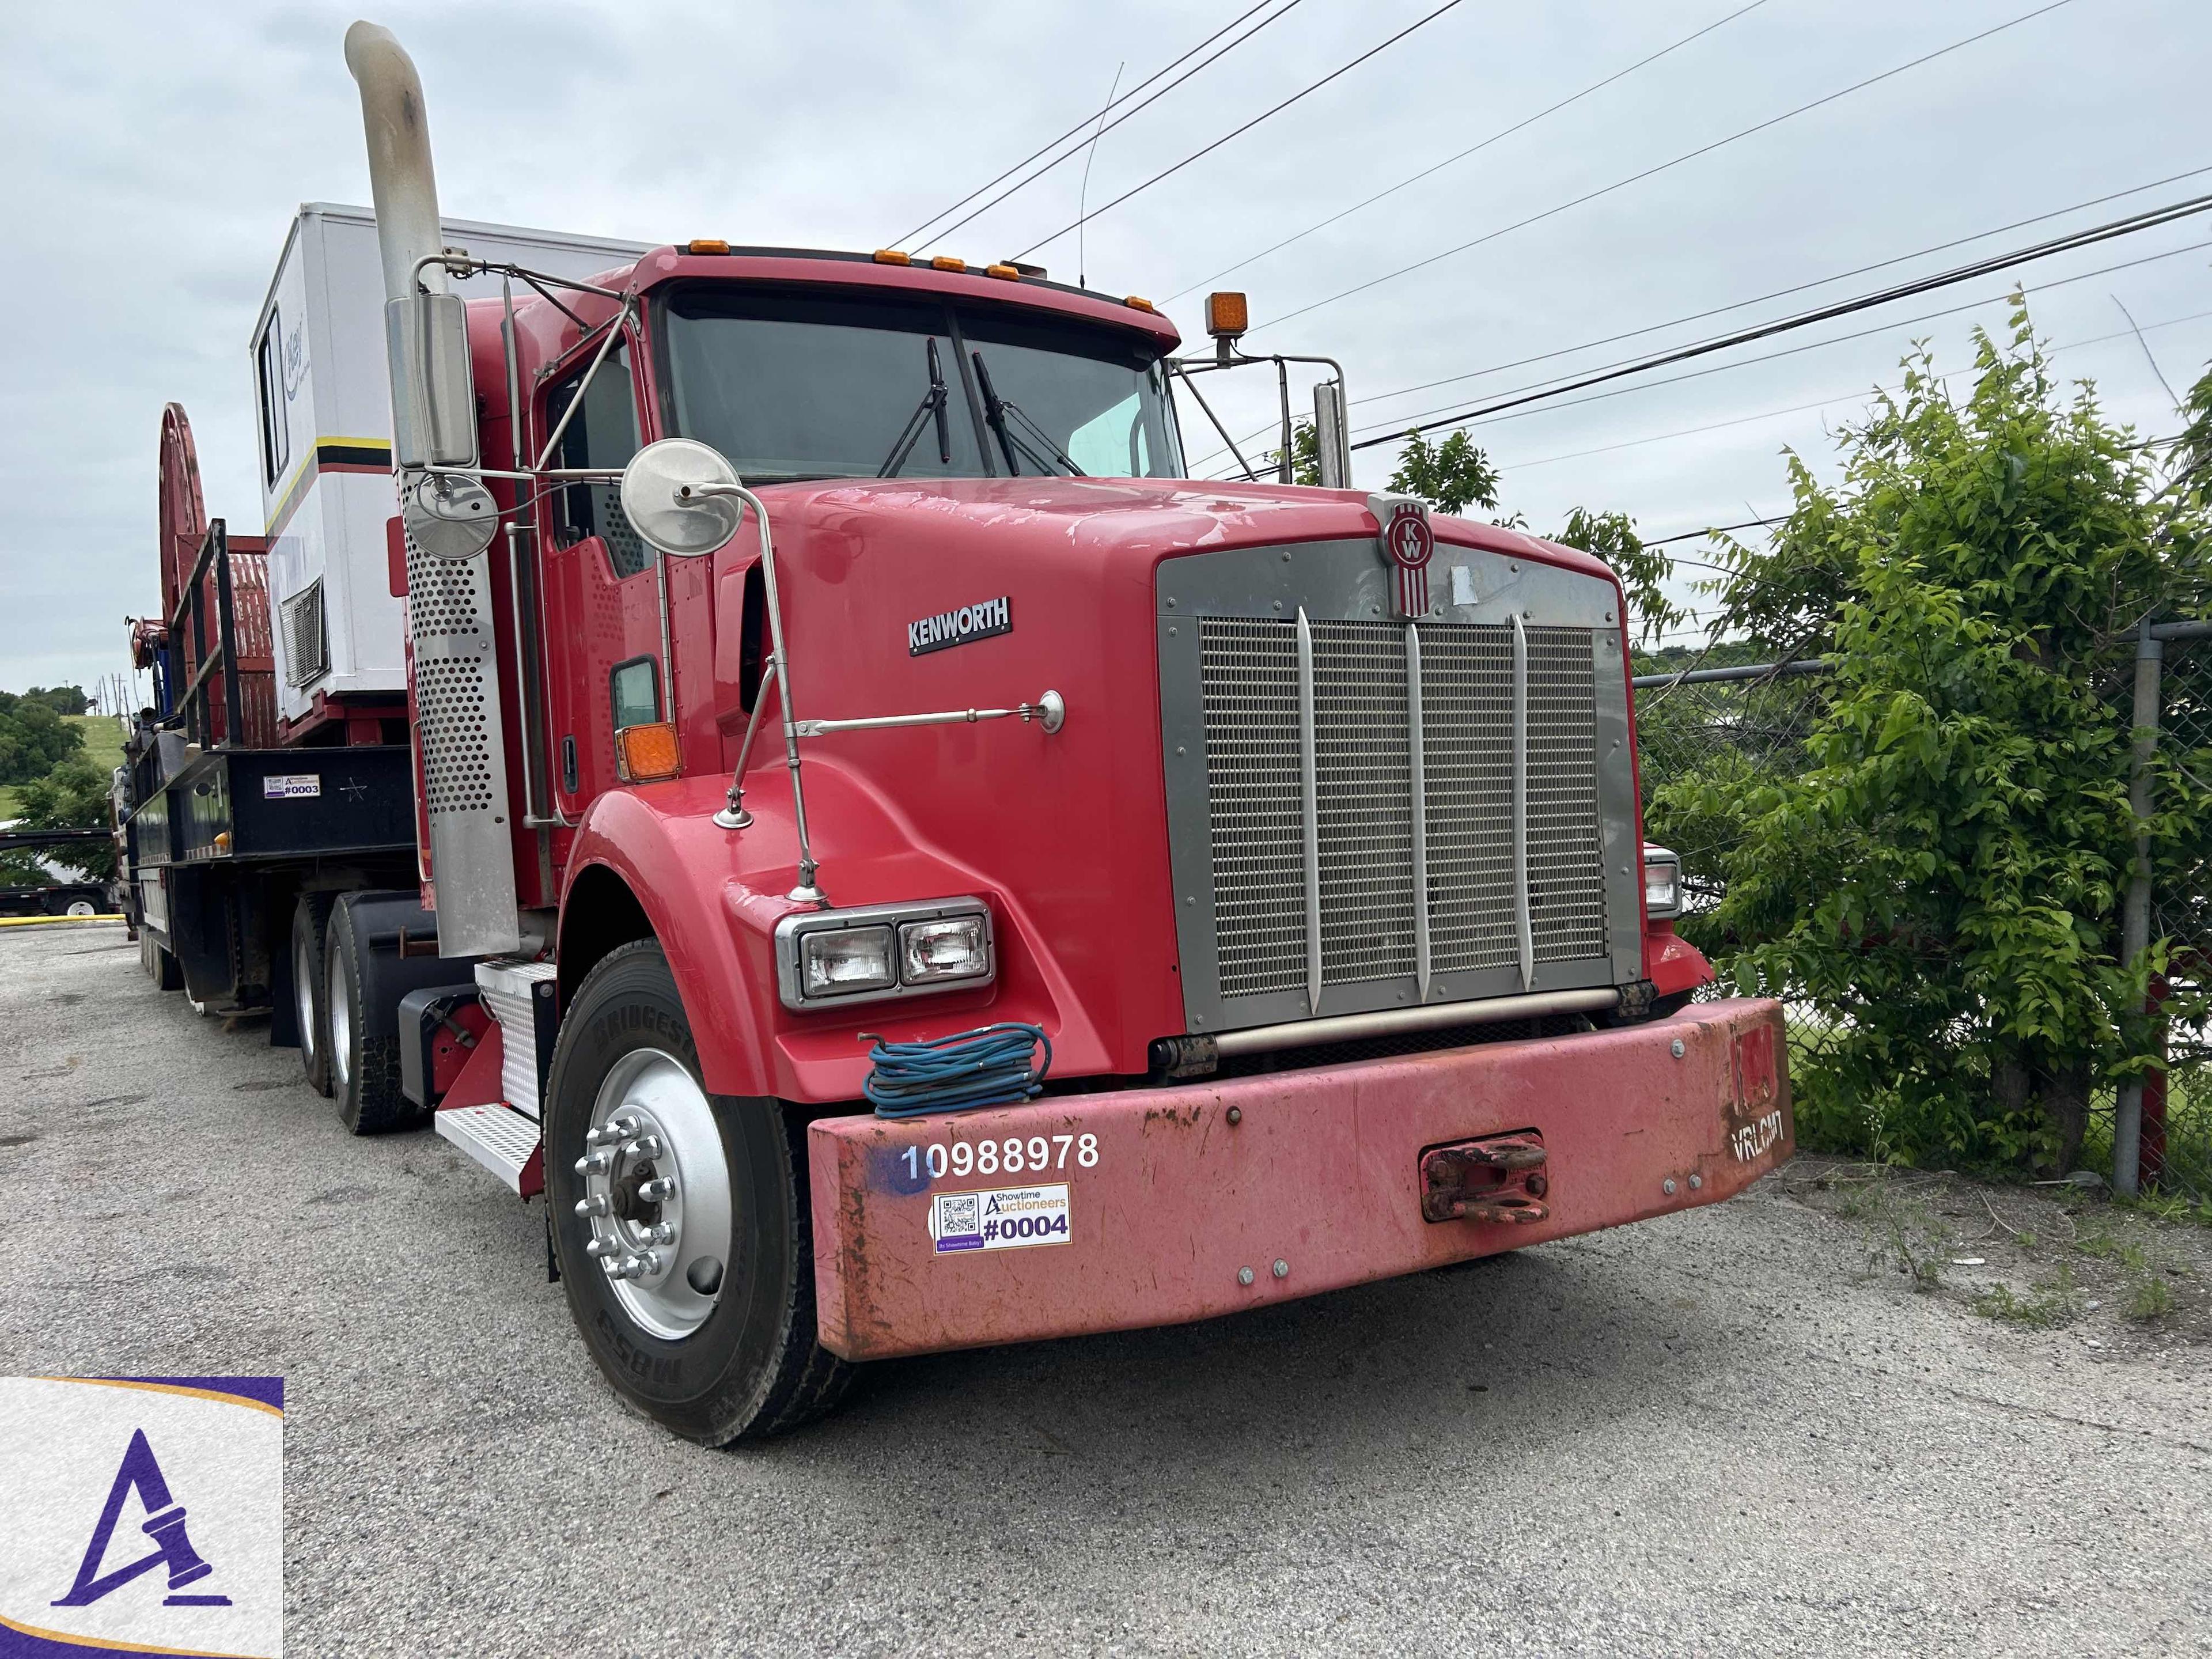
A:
[575,1048,733,1342]
[329,960,352,1093]
[295,931,319,1068]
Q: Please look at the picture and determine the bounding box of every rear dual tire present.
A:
[545,940,853,1444]
[326,897,419,1134]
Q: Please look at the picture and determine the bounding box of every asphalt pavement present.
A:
[4,922,2208,1657]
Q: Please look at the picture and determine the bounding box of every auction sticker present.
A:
[262,773,320,799]
[928,1184,1071,1254]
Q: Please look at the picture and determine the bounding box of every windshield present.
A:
[658,284,1184,484]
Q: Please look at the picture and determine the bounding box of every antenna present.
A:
[1078,62,1126,289]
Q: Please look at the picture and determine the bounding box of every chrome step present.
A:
[434,1102,540,1194]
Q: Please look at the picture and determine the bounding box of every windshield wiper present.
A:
[969,349,1086,478]
[877,337,953,479]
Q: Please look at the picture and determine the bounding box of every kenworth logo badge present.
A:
[908,596,1012,656]
[1368,493,1435,620]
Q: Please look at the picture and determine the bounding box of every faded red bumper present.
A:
[808,998,1791,1362]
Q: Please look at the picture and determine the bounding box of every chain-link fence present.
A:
[2139,629,2212,1203]
[1633,642,2211,1206]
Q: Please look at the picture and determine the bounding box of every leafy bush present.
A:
[1682,306,2212,1175]
[12,757,114,881]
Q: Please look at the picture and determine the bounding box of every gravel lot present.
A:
[5,922,2209,1657]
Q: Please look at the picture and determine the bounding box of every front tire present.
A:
[546,940,853,1444]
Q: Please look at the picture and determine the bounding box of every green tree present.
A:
[0,691,84,785]
[25,685,89,716]
[13,757,115,882]
[1387,427,1500,514]
[1684,306,2212,1175]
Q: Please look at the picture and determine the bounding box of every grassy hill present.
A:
[0,714,126,821]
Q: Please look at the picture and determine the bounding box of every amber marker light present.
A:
[1205,291,1248,340]
[616,722,681,783]
[930,256,967,272]
[1124,296,1157,312]
[684,238,732,255]
[873,249,912,265]
[985,264,1020,281]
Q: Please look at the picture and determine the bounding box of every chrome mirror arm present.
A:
[685,482,824,904]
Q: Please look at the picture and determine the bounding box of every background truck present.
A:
[118,20,1793,1444]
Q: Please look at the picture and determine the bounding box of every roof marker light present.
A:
[684,238,731,255]
[873,249,912,266]
[985,264,1021,281]
[930,256,967,273]
[1124,296,1157,313]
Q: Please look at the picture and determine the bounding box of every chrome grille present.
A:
[1313,622,1414,983]
[1198,615,1604,998]
[1200,621,1305,997]
[1527,626,1607,961]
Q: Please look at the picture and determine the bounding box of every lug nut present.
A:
[585,1237,613,1259]
[600,1255,626,1277]
[575,1151,611,1176]
[574,1195,609,1217]
[632,1249,664,1276]
[584,1125,621,1148]
[638,1177,676,1203]
[630,1135,664,1158]
[611,1114,641,1137]
[645,1223,676,1245]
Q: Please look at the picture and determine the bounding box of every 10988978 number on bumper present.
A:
[808,997,1792,1361]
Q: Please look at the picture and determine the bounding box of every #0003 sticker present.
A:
[928,1183,1071,1254]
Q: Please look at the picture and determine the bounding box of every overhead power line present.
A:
[891,1,1279,249]
[1013,0,1473,261]
[906,0,1310,255]
[1479,304,2212,476]
[1190,226,2212,474]
[1263,0,2080,331]
[1348,233,2212,442]
[1165,0,1775,302]
[1344,191,2212,452]
[1344,162,2212,422]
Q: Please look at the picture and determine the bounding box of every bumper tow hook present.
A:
[1421,1134,1551,1225]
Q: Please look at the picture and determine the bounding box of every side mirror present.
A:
[620,438,745,557]
[385,291,478,469]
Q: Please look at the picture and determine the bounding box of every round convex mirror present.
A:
[619,438,744,558]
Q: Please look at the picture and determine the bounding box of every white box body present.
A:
[248,205,650,724]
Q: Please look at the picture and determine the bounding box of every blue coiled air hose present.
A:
[864,1022,1052,1119]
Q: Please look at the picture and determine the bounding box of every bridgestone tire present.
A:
[327,899,419,1134]
[546,940,855,1444]
[293,893,338,1097]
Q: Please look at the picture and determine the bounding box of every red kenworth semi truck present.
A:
[116,21,1791,1442]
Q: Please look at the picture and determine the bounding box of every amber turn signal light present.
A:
[1205,290,1248,339]
[615,722,681,783]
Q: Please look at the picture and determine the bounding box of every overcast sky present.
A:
[4,0,2207,697]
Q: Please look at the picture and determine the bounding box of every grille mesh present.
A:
[1200,620,1305,997]
[1198,615,1604,999]
[279,579,328,688]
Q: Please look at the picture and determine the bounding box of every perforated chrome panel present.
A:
[406,528,520,957]
[1162,538,1641,1035]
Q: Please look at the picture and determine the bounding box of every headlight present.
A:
[899,915,989,984]
[775,897,995,1010]
[1643,844,1681,919]
[800,926,896,997]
